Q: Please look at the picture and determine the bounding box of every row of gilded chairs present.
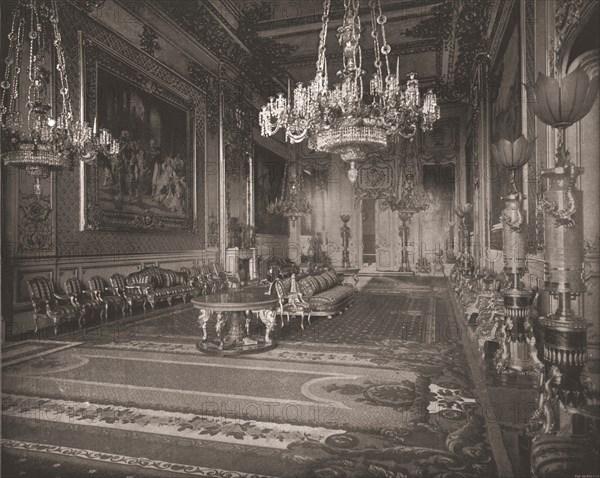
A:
[27,263,240,336]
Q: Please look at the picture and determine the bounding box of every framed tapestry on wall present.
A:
[79,34,200,232]
[488,2,522,250]
[254,145,288,236]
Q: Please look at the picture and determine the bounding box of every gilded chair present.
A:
[199,263,217,294]
[180,266,207,296]
[209,262,228,290]
[109,273,148,315]
[88,275,128,321]
[64,278,105,322]
[274,274,312,330]
[27,277,84,335]
[212,262,241,289]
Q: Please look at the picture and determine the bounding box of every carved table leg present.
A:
[257,309,276,344]
[215,312,227,341]
[221,311,247,348]
[197,309,211,341]
[245,310,251,336]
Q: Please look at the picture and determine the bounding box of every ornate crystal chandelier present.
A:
[259,0,440,182]
[267,158,312,227]
[1,0,117,197]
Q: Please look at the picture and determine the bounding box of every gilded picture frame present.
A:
[79,34,198,232]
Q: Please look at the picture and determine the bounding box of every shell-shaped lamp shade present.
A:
[490,136,535,170]
[532,69,599,128]
[455,203,473,218]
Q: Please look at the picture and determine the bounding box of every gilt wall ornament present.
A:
[139,25,161,57]
[355,162,395,202]
[153,0,296,98]
[187,62,219,134]
[406,0,493,101]
[18,191,53,252]
[552,0,594,74]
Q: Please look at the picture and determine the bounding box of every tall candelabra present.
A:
[491,136,542,376]
[340,215,351,268]
[455,203,474,277]
[381,143,430,273]
[533,69,597,398]
[522,68,598,477]
[395,210,416,273]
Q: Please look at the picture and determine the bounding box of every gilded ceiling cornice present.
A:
[147,0,296,98]
[406,0,493,101]
[255,0,443,31]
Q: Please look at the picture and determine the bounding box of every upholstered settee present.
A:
[278,269,355,319]
[126,267,198,310]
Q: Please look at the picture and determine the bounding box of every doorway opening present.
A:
[362,198,376,267]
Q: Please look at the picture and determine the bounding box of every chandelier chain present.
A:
[375,0,391,77]
[50,0,73,124]
[1,0,119,197]
[369,1,382,100]
[316,0,331,74]
[1,9,22,122]
[258,0,440,183]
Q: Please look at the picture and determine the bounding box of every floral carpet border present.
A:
[2,439,279,478]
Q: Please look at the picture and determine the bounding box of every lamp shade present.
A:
[455,203,473,218]
[490,136,535,170]
[532,69,599,128]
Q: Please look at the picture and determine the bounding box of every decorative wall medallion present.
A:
[18,192,53,252]
[355,162,394,201]
[139,25,161,57]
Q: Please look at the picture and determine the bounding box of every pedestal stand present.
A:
[455,204,474,277]
[494,191,543,378]
[398,211,414,274]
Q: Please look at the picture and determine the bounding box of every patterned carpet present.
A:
[2,277,506,478]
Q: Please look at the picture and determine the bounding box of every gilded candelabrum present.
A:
[532,69,598,398]
[340,215,351,268]
[455,203,474,277]
[521,68,599,475]
[491,136,542,377]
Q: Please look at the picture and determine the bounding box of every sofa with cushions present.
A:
[277,269,355,319]
[126,266,198,310]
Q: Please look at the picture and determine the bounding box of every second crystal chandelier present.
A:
[259,0,440,182]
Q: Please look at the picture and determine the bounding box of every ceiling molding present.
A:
[255,0,443,32]
[257,8,440,40]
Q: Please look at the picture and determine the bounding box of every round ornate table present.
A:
[192,288,278,355]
